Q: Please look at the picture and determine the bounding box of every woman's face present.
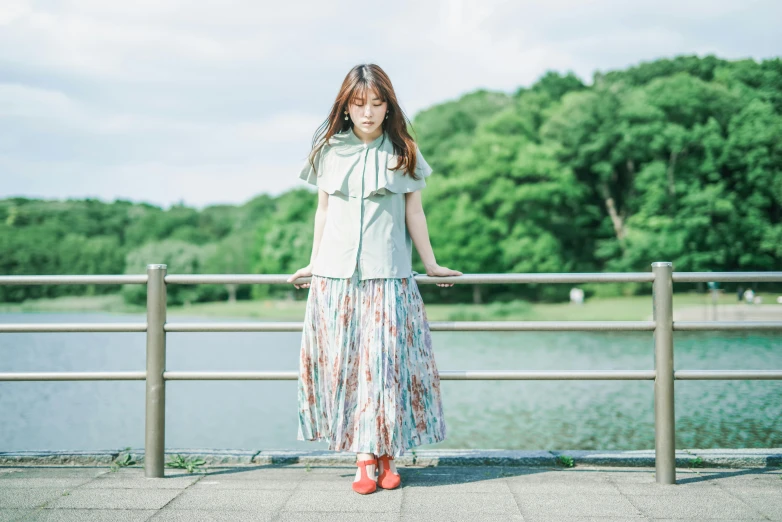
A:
[347,88,387,137]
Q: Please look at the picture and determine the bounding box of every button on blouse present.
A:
[298,128,433,280]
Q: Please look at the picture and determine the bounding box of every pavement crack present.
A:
[143,467,209,521]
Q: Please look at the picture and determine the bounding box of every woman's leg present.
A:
[377,454,398,474]
[376,453,401,489]
[355,452,377,482]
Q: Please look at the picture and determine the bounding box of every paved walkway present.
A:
[1,464,781,521]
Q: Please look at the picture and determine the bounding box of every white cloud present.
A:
[1,0,780,207]
[1,155,304,209]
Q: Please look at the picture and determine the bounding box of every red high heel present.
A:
[377,454,401,489]
[352,457,377,494]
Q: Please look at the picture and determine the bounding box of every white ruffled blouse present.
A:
[298,127,433,279]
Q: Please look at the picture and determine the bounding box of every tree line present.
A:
[1,54,780,305]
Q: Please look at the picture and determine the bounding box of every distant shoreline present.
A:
[1,292,780,322]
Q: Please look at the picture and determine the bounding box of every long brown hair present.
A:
[305,63,422,180]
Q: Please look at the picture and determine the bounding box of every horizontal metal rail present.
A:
[4,320,782,333]
[166,370,661,380]
[671,271,782,283]
[3,369,782,381]
[0,323,147,333]
[0,275,147,285]
[165,272,658,284]
[672,322,782,331]
[674,370,782,380]
[3,271,781,286]
[164,320,658,332]
[0,371,147,381]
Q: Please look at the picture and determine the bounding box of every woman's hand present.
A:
[287,264,314,289]
[424,263,463,287]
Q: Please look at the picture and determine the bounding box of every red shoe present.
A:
[352,457,377,494]
[377,454,401,489]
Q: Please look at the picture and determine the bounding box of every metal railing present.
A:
[1,261,781,484]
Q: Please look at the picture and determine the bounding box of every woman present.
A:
[287,63,462,495]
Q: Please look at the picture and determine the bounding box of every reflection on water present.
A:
[1,312,779,452]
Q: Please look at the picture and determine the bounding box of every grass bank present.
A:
[1,291,775,321]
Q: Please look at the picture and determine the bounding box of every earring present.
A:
[385,111,389,120]
[344,110,349,121]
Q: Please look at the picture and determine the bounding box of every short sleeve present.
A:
[414,145,433,184]
[391,145,432,193]
[298,148,321,186]
[298,145,353,196]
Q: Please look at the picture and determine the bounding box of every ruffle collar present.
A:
[299,128,432,198]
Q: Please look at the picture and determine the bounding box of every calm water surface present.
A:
[1,312,779,452]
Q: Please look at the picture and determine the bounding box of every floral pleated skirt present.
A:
[297,267,447,457]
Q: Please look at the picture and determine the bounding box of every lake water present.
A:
[1,312,780,453]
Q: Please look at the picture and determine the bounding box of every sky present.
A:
[1,0,780,210]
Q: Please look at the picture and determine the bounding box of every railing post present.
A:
[145,264,167,477]
[652,261,675,484]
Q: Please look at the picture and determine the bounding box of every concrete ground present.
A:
[1,464,781,521]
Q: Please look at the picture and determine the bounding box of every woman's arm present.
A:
[288,189,329,289]
[404,190,436,269]
[405,190,462,287]
[310,189,329,265]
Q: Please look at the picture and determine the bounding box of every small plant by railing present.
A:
[556,455,575,468]
[110,447,137,472]
[166,454,207,474]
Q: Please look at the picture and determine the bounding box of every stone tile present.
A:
[710,473,782,488]
[401,490,521,516]
[80,473,203,490]
[754,503,782,521]
[412,465,533,481]
[286,466,355,475]
[46,488,181,510]
[95,468,199,479]
[150,509,276,521]
[0,488,68,509]
[278,514,401,522]
[523,518,647,522]
[505,470,619,483]
[282,488,403,513]
[726,485,782,498]
[301,468,353,477]
[300,477,360,491]
[591,470,661,483]
[0,509,34,522]
[0,468,108,480]
[191,479,300,490]
[0,478,94,490]
[23,508,157,521]
[627,493,768,519]
[403,478,512,493]
[198,467,311,481]
[516,492,644,518]
[164,489,291,511]
[508,480,619,495]
[401,469,512,493]
[611,481,723,495]
[523,518,654,522]
[650,518,764,522]
[401,515,524,522]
